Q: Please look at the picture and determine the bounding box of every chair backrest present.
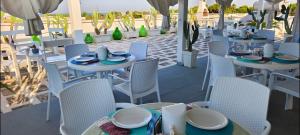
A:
[210,77,270,135]
[129,42,148,61]
[130,58,159,95]
[209,53,236,86]
[48,28,65,39]
[59,79,116,135]
[212,30,223,36]
[43,63,64,94]
[211,35,225,42]
[278,42,300,57]
[208,41,227,56]
[64,44,89,60]
[256,29,275,41]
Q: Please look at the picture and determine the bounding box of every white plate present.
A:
[276,55,299,61]
[111,51,128,56]
[74,57,95,62]
[111,107,152,129]
[185,108,228,130]
[242,55,262,61]
[107,56,126,62]
[233,50,251,54]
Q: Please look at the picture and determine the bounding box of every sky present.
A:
[53,0,297,14]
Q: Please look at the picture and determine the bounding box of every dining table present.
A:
[67,55,135,78]
[82,102,250,135]
[226,54,299,85]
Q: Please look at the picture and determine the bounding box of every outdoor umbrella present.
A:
[216,0,233,30]
[147,0,178,30]
[1,0,62,35]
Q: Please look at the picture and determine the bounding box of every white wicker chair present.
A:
[59,79,135,135]
[204,53,263,100]
[201,41,227,91]
[44,63,88,121]
[64,44,93,79]
[276,42,300,76]
[114,42,148,76]
[193,77,271,135]
[268,72,300,110]
[112,58,161,104]
[256,29,275,41]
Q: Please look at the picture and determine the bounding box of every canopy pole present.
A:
[67,0,84,44]
[177,0,188,64]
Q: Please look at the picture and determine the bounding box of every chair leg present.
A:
[204,86,212,101]
[46,92,51,121]
[285,94,294,110]
[156,91,161,102]
[202,59,210,91]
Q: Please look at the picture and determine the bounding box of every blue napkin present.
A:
[185,120,234,135]
[71,58,99,65]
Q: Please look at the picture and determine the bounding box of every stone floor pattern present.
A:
[89,34,209,69]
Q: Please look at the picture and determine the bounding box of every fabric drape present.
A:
[147,0,177,30]
[1,0,62,35]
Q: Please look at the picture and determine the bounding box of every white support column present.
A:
[177,0,188,64]
[67,0,84,44]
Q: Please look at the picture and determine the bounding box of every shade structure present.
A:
[216,0,233,30]
[1,0,62,35]
[147,0,178,30]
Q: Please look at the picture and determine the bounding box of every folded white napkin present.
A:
[162,103,186,135]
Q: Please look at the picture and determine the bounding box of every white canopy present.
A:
[1,0,62,35]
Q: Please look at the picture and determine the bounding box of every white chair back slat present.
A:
[278,42,300,57]
[64,44,89,60]
[43,63,64,95]
[59,79,115,135]
[130,58,159,95]
[210,77,270,135]
[129,42,148,61]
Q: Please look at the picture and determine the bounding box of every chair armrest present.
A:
[261,120,271,135]
[189,101,211,108]
[108,74,130,82]
[116,103,136,109]
[240,73,264,78]
[270,72,300,81]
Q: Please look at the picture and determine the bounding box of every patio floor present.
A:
[1,57,299,135]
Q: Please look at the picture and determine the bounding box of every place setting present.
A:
[83,103,237,135]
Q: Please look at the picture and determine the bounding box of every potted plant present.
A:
[274,5,293,41]
[149,8,161,36]
[121,12,138,39]
[182,21,199,68]
[247,8,267,29]
[95,12,115,42]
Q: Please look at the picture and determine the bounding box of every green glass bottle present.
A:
[84,33,94,44]
[112,27,122,40]
[139,25,148,37]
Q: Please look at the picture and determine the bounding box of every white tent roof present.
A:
[52,0,199,14]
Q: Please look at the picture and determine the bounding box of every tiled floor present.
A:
[88,34,209,69]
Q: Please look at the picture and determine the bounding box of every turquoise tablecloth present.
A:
[186,120,234,135]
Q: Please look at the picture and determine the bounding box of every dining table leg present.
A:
[261,69,269,86]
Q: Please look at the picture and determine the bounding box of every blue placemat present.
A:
[103,109,161,135]
[186,120,234,135]
[101,60,127,65]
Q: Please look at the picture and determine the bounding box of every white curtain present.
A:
[147,0,177,30]
[216,0,233,30]
[1,0,62,35]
